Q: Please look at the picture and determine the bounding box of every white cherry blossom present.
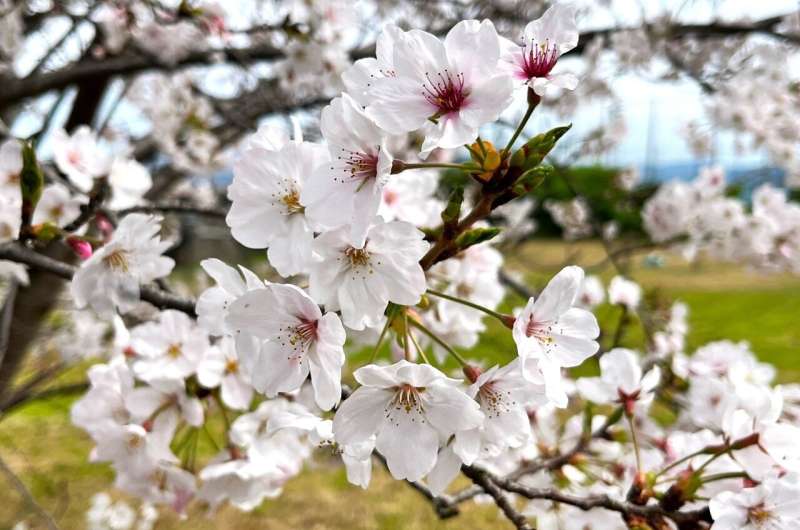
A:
[197,336,254,411]
[512,266,600,407]
[227,283,346,411]
[500,4,579,95]
[227,137,327,277]
[577,348,661,414]
[303,93,394,248]
[366,20,513,157]
[309,219,429,330]
[52,126,112,192]
[70,214,174,317]
[333,360,483,482]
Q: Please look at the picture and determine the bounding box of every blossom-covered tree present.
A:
[1,1,800,529]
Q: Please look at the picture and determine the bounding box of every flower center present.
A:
[167,343,182,358]
[291,319,318,347]
[388,384,426,415]
[335,148,380,189]
[345,246,371,268]
[225,358,239,374]
[747,503,774,527]
[49,205,64,220]
[422,70,468,116]
[281,189,304,214]
[479,382,515,419]
[126,432,145,451]
[103,249,130,272]
[525,316,554,344]
[520,40,559,79]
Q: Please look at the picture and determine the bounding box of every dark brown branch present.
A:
[117,202,227,218]
[0,43,373,107]
[461,466,533,530]
[490,470,711,526]
[0,243,196,315]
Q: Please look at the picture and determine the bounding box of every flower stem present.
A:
[502,91,538,155]
[410,319,467,366]
[407,324,432,365]
[627,413,642,472]
[391,160,472,174]
[426,288,508,322]
[700,471,748,484]
[369,314,394,363]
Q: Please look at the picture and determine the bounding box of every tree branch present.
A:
[461,465,533,530]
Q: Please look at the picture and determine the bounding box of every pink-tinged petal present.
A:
[459,75,514,128]
[366,77,435,134]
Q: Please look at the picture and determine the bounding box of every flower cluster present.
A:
[2,3,800,529]
[643,166,800,273]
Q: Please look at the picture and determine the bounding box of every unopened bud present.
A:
[462,364,482,383]
[67,236,93,259]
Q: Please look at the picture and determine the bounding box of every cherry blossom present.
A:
[303,93,394,247]
[512,266,600,406]
[51,126,112,192]
[130,310,209,382]
[227,136,327,277]
[500,4,579,95]
[70,214,174,317]
[197,337,254,411]
[709,474,800,530]
[226,283,346,411]
[577,348,661,414]
[333,360,483,481]
[366,21,513,157]
[309,219,429,330]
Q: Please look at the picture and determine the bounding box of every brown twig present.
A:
[0,452,61,530]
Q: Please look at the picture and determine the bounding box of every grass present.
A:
[2,239,799,529]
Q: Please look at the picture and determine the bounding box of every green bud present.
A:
[31,222,61,242]
[20,140,43,208]
[520,124,572,168]
[512,166,552,196]
[455,227,501,250]
[441,187,464,225]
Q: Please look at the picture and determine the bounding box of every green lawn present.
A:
[2,239,799,529]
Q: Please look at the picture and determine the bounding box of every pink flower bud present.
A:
[67,236,93,259]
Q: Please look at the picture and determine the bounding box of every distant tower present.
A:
[644,94,658,180]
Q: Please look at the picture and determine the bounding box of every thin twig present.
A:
[0,452,61,530]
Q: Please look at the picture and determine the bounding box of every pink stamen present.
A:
[520,40,559,80]
[421,70,468,115]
